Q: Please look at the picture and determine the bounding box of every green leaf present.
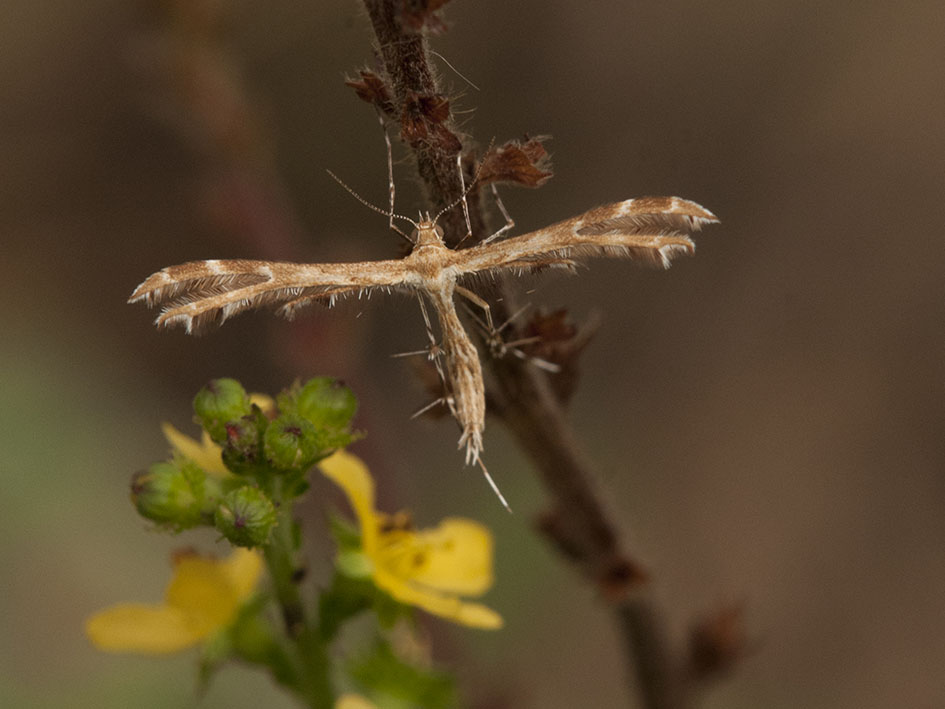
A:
[336,549,373,579]
[328,510,362,551]
[318,571,375,642]
[348,638,457,709]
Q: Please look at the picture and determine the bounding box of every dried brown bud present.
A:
[521,308,599,405]
[537,508,648,599]
[400,90,462,153]
[688,603,749,679]
[345,70,394,116]
[598,557,649,601]
[400,0,452,32]
[479,137,553,188]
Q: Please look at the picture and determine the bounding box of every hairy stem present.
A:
[264,488,306,636]
[361,0,469,245]
[357,2,687,707]
[264,487,334,707]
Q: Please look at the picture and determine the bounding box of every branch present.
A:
[357,2,692,707]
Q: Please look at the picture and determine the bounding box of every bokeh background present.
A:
[3,1,944,707]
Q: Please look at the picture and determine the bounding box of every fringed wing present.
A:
[451,196,718,276]
[129,258,410,333]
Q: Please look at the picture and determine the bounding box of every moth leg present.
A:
[410,395,453,420]
[391,346,444,359]
[454,152,473,245]
[460,299,562,373]
[379,112,399,236]
[415,294,451,388]
[390,296,442,361]
[490,302,559,372]
[480,184,516,245]
[455,285,494,333]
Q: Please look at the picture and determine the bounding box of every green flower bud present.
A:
[263,413,321,471]
[284,378,357,430]
[131,460,222,530]
[194,379,252,443]
[220,410,267,476]
[214,486,277,547]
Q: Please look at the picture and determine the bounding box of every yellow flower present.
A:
[319,450,503,630]
[162,423,229,476]
[85,548,263,654]
[335,694,379,709]
[162,393,275,477]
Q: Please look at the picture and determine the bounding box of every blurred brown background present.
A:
[2,1,944,707]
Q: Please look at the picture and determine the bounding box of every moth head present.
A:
[413,214,446,247]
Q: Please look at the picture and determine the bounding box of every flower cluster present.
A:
[87,377,501,707]
[129,378,356,546]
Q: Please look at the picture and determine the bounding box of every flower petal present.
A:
[335,694,379,709]
[217,547,264,600]
[161,423,228,476]
[319,450,503,630]
[248,393,276,414]
[380,518,494,596]
[85,603,206,654]
[163,551,252,631]
[445,601,504,630]
[319,450,378,552]
[373,568,503,630]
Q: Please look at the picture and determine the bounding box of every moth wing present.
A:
[129,258,411,333]
[451,197,717,276]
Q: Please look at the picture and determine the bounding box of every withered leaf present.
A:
[345,70,394,116]
[400,90,462,153]
[519,308,598,405]
[689,604,749,679]
[478,137,553,188]
[401,0,453,31]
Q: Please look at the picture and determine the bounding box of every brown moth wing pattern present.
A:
[449,197,717,277]
[130,258,411,334]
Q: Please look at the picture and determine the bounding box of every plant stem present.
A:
[357,2,689,707]
[264,487,333,707]
[265,496,306,637]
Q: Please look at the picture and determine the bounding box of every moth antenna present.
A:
[325,169,417,242]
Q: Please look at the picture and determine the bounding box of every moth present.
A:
[130,166,716,506]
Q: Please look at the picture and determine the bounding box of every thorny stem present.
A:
[361,0,469,247]
[358,2,689,708]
